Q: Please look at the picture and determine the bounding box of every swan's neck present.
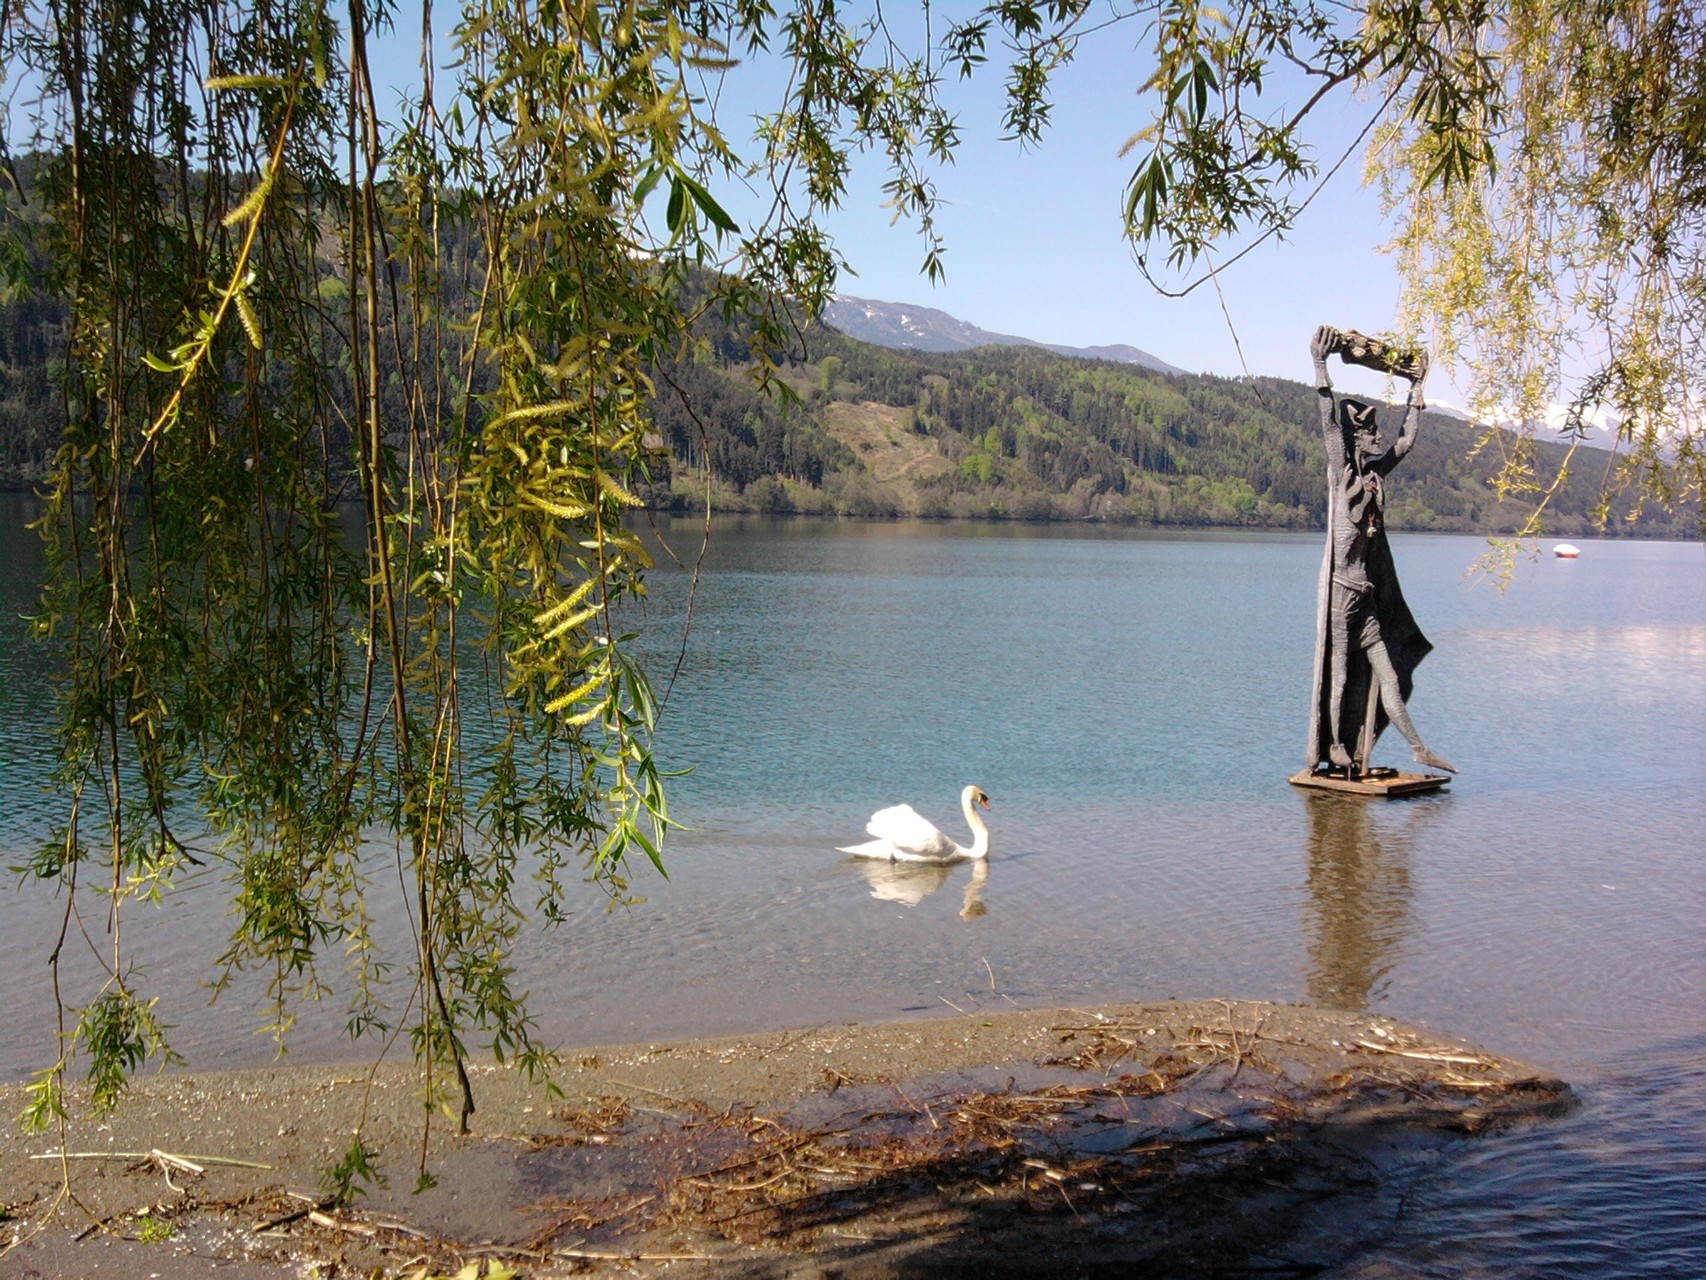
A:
[961,794,990,859]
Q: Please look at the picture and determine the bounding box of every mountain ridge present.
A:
[823,295,1184,376]
[820,295,1505,423]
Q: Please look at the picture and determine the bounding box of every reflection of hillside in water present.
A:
[856,858,989,919]
[1302,795,1437,1010]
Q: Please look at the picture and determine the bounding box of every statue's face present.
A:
[1342,400,1381,459]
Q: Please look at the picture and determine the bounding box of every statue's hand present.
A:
[1409,349,1430,385]
[1311,325,1337,362]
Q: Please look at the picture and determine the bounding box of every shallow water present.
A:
[1,501,1702,1275]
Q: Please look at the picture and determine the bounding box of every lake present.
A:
[2,496,1703,1276]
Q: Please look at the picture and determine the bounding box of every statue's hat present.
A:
[1342,398,1378,429]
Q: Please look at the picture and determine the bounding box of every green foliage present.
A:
[324,1135,384,1205]
[77,988,183,1115]
[132,1213,175,1243]
[1370,0,1706,534]
[17,1067,65,1135]
[0,0,867,1168]
[423,1263,519,1280]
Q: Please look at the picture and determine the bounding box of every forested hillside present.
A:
[0,294,66,484]
[0,258,1690,538]
[647,320,1694,537]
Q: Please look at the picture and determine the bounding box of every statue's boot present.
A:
[1413,745,1457,774]
[1328,743,1354,769]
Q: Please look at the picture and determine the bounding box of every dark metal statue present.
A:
[1307,325,1456,776]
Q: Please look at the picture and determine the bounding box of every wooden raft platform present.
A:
[1289,767,1451,797]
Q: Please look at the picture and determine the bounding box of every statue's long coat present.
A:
[1305,454,1432,769]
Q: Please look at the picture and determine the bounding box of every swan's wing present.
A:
[837,837,899,859]
[865,804,959,858]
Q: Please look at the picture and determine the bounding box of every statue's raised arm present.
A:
[1381,349,1430,473]
[1312,325,1344,467]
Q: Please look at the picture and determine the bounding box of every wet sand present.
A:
[0,999,1572,1278]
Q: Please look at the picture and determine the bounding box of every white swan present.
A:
[838,785,991,863]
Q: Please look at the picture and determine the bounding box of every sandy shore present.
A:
[0,999,1572,1278]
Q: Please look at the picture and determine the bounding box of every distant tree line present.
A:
[0,291,65,482]
[0,204,1691,538]
[648,317,1693,537]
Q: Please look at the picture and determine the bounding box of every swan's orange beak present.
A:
[977,792,991,809]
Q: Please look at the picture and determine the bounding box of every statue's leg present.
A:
[1367,639,1456,773]
[1327,592,1355,767]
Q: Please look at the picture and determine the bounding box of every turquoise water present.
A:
[2,499,1703,1276]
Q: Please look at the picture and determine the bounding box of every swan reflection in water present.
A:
[856,857,990,919]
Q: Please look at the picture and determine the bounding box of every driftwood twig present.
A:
[29,1149,272,1169]
[1351,1041,1492,1067]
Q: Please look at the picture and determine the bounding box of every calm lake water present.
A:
[2,495,1702,1276]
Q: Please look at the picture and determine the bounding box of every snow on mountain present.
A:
[823,295,1183,375]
